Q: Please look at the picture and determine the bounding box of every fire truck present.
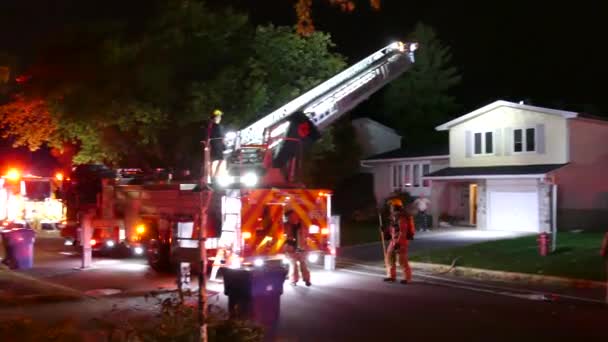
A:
[62,41,418,271]
[0,169,65,230]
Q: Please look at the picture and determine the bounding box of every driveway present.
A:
[339,227,533,262]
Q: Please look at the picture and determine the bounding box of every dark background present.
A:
[1,0,607,173]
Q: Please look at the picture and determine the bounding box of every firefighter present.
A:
[206,109,227,179]
[383,201,415,284]
[284,209,311,286]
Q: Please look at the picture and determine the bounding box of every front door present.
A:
[469,184,478,226]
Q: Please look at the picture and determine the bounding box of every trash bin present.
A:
[223,265,288,332]
[1,228,36,269]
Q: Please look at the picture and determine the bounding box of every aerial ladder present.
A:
[215,41,418,187]
[196,41,419,278]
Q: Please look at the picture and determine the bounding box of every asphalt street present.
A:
[1,232,606,342]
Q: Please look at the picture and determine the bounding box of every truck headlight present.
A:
[307,253,319,263]
[253,258,264,267]
[241,172,258,187]
[134,247,144,255]
[217,175,234,187]
[106,240,115,248]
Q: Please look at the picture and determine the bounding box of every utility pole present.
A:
[198,140,210,342]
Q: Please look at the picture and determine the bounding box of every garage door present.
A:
[488,191,539,232]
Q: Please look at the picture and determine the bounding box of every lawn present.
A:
[410,232,608,281]
[340,220,381,246]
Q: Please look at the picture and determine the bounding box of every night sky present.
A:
[1,0,607,172]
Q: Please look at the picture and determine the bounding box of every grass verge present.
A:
[410,232,608,281]
[340,220,381,246]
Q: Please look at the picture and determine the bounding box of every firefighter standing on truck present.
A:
[383,199,415,284]
[284,209,311,287]
[206,109,227,179]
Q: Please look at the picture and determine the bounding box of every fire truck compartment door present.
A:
[177,222,198,248]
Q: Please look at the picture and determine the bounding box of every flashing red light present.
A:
[90,239,97,246]
[5,168,21,181]
[321,227,329,235]
[55,172,64,181]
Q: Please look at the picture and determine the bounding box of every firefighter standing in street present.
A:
[206,109,227,180]
[284,209,311,286]
[383,199,416,284]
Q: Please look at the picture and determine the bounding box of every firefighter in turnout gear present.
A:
[206,109,227,179]
[384,201,416,284]
[284,209,311,286]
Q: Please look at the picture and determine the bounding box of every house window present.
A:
[422,164,430,187]
[392,162,431,190]
[473,131,494,155]
[525,128,536,151]
[514,129,523,152]
[474,133,482,154]
[513,128,536,152]
[392,165,402,189]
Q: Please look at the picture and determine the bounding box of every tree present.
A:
[0,0,346,170]
[296,0,381,35]
[382,22,462,146]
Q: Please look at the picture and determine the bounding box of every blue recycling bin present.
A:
[223,266,288,333]
[1,228,36,269]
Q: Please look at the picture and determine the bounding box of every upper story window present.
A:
[513,128,536,153]
[473,131,494,155]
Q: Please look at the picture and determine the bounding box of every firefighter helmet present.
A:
[212,109,223,117]
[387,198,403,208]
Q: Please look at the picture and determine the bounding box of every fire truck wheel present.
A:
[147,239,171,272]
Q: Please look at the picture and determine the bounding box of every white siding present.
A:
[449,107,569,167]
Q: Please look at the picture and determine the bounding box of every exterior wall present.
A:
[538,182,552,233]
[449,107,569,167]
[552,118,608,230]
[367,157,449,206]
[430,181,470,228]
[476,181,487,229]
[352,118,402,159]
[370,163,392,205]
[430,181,448,228]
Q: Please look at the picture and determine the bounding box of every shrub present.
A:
[0,294,265,342]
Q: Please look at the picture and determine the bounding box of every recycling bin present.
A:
[223,265,288,332]
[1,228,36,269]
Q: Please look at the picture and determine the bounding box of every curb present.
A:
[0,293,86,307]
[337,257,607,289]
[0,289,181,308]
[410,262,607,289]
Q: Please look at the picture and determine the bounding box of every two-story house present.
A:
[426,100,608,232]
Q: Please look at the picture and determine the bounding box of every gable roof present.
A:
[362,144,449,162]
[436,100,579,131]
[351,117,401,136]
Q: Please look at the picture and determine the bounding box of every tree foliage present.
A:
[0,0,346,169]
[382,22,462,145]
[296,0,381,35]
